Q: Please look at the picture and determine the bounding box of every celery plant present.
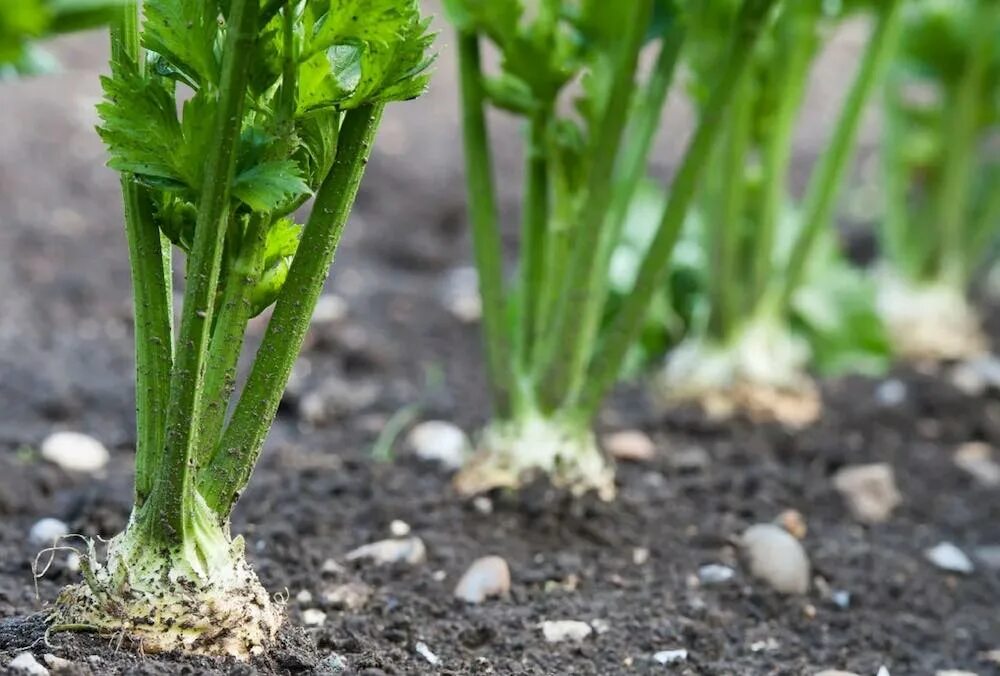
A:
[444,0,777,499]
[49,0,432,658]
[0,0,121,75]
[877,0,1000,360]
[634,0,902,424]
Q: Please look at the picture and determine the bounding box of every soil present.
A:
[1,22,999,676]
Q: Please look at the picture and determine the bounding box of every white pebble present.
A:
[953,442,1000,487]
[877,667,891,676]
[322,582,372,611]
[9,653,48,676]
[833,463,902,524]
[389,520,411,537]
[875,379,907,407]
[40,432,109,473]
[29,518,69,546]
[41,654,72,672]
[301,608,327,626]
[603,430,655,462]
[439,266,482,323]
[346,536,426,565]
[65,553,80,573]
[407,421,470,470]
[632,548,650,565]
[813,671,861,676]
[936,671,979,676]
[925,542,975,574]
[590,618,611,635]
[541,620,592,643]
[454,556,511,603]
[415,641,440,666]
[295,589,313,604]
[653,649,688,665]
[698,564,735,586]
[472,496,493,514]
[740,524,810,594]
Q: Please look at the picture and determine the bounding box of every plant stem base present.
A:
[49,512,282,659]
[876,271,987,361]
[454,415,615,501]
[658,324,820,428]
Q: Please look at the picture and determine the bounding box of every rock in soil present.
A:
[541,620,593,643]
[322,581,373,610]
[813,671,861,676]
[8,653,48,675]
[776,509,808,539]
[603,430,655,462]
[28,518,69,546]
[454,556,511,604]
[438,266,482,323]
[832,463,902,524]
[698,564,735,586]
[40,431,109,473]
[41,654,72,672]
[415,641,440,666]
[925,542,975,574]
[953,442,1000,487]
[652,649,688,665]
[345,536,427,565]
[740,523,811,594]
[407,420,470,470]
[301,608,327,626]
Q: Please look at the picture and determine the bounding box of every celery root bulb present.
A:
[454,415,615,501]
[876,271,987,361]
[49,494,281,659]
[658,319,820,427]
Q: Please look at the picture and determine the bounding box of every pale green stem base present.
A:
[658,315,820,427]
[875,268,987,361]
[454,414,615,501]
[49,493,282,659]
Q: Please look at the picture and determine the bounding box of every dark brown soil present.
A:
[2,27,999,676]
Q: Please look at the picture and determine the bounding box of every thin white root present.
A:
[454,415,615,501]
[658,320,820,428]
[876,271,987,361]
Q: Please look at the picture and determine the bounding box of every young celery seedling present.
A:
[0,0,122,75]
[443,0,777,499]
[629,0,902,425]
[49,0,433,658]
[877,0,1000,360]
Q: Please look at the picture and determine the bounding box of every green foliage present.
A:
[0,0,121,75]
[98,0,433,311]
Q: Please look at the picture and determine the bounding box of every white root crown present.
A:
[48,494,282,660]
[454,414,616,501]
[658,319,820,427]
[876,270,987,361]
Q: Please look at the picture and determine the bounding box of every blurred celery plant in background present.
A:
[0,0,122,75]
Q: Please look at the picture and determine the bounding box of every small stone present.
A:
[346,537,427,566]
[833,463,902,524]
[321,558,346,575]
[652,649,688,665]
[322,582,372,610]
[813,671,861,676]
[776,509,808,539]
[29,518,69,546]
[877,667,891,676]
[41,655,72,672]
[698,564,735,586]
[740,524,810,594]
[85,656,101,666]
[541,620,592,643]
[981,650,1000,664]
[415,641,440,666]
[299,379,380,424]
[935,671,978,676]
[40,431,109,473]
[439,266,482,323]
[950,356,1000,396]
[432,570,447,582]
[953,442,1000,487]
[302,608,327,626]
[407,421,470,470]
[9,653,48,676]
[472,496,493,514]
[316,653,347,674]
[973,545,1000,570]
[65,552,80,573]
[875,379,907,407]
[590,618,611,635]
[632,548,650,565]
[295,589,313,604]
[312,294,348,324]
[667,446,711,473]
[603,430,655,462]
[830,590,851,609]
[389,520,411,537]
[454,556,511,603]
[925,542,975,574]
